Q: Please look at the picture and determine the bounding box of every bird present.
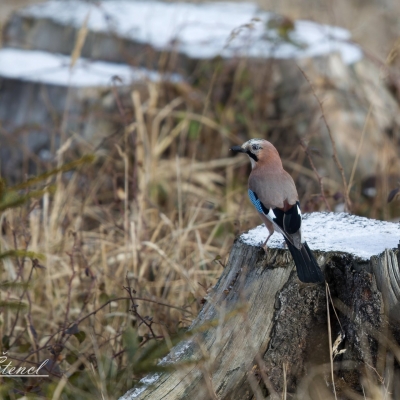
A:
[231,138,324,283]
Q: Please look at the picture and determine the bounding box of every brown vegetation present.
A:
[1,1,400,399]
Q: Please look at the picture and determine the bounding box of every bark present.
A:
[121,221,400,400]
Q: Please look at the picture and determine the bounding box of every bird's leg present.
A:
[261,218,275,254]
[262,231,273,253]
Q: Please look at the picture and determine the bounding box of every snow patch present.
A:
[0,48,181,87]
[120,373,162,399]
[160,339,193,365]
[118,340,193,399]
[20,0,363,64]
[240,212,400,260]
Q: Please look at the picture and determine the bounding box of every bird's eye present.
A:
[252,144,259,151]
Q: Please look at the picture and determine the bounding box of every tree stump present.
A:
[3,1,400,187]
[120,212,400,400]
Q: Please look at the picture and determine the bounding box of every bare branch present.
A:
[297,66,351,211]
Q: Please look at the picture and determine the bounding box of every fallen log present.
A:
[120,212,400,400]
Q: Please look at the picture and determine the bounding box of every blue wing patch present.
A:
[248,189,269,215]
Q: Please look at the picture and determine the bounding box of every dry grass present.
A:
[0,79,260,398]
[1,1,400,398]
[1,74,399,398]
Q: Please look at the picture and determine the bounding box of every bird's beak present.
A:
[230,146,246,153]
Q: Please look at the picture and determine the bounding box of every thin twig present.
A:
[325,282,344,334]
[76,295,192,326]
[326,282,338,400]
[347,104,373,197]
[9,263,36,347]
[298,66,351,211]
[283,361,287,400]
[124,280,158,340]
[61,249,77,341]
[300,140,331,211]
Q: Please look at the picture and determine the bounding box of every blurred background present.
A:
[2,0,400,59]
[0,0,399,398]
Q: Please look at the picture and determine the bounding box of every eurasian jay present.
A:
[231,139,324,283]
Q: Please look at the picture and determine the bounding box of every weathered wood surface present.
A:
[120,213,400,400]
[0,74,150,181]
[372,249,400,323]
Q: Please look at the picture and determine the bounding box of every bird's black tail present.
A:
[285,240,324,283]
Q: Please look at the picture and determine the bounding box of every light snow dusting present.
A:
[118,340,193,399]
[20,0,363,64]
[159,340,192,365]
[120,373,162,399]
[0,48,181,87]
[240,212,400,260]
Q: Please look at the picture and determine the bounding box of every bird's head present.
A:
[230,139,274,168]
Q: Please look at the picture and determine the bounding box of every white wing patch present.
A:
[268,209,276,219]
[296,204,304,243]
[247,189,295,246]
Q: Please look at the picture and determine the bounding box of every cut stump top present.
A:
[241,212,400,260]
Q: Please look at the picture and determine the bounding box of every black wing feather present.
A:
[272,204,324,283]
[283,201,302,234]
[250,191,324,283]
[284,240,324,283]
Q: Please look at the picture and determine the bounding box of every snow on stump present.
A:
[0,48,181,181]
[120,212,400,400]
[3,1,362,66]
